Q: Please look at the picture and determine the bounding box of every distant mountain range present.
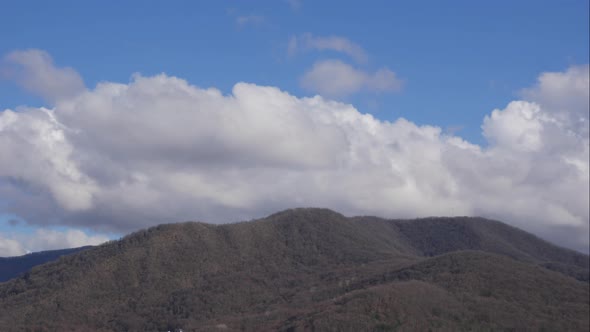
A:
[0,246,92,282]
[0,208,588,331]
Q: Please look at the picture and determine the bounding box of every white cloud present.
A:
[2,49,85,104]
[482,101,546,151]
[300,59,403,97]
[0,236,23,257]
[285,0,302,11]
[453,97,589,249]
[0,228,109,257]
[288,34,399,98]
[24,229,110,252]
[236,15,265,27]
[521,64,589,136]
[366,67,404,92]
[288,33,368,64]
[0,50,588,252]
[0,107,97,211]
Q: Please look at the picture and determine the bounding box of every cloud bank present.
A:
[1,50,588,252]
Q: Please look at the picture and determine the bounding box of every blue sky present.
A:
[2,0,588,141]
[0,0,589,254]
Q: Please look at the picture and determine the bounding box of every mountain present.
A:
[0,246,93,282]
[0,208,587,331]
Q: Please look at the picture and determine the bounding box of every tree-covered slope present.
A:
[0,208,587,331]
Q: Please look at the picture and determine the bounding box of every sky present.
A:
[0,0,588,255]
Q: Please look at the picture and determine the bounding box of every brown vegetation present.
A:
[0,208,588,331]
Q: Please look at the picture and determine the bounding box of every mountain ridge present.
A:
[0,208,587,331]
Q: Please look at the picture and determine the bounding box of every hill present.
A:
[0,208,587,331]
[0,246,93,282]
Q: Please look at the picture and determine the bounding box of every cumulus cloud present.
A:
[0,228,109,257]
[0,107,97,211]
[521,64,589,136]
[288,34,398,98]
[2,49,85,103]
[300,59,403,97]
[288,33,368,64]
[0,49,588,252]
